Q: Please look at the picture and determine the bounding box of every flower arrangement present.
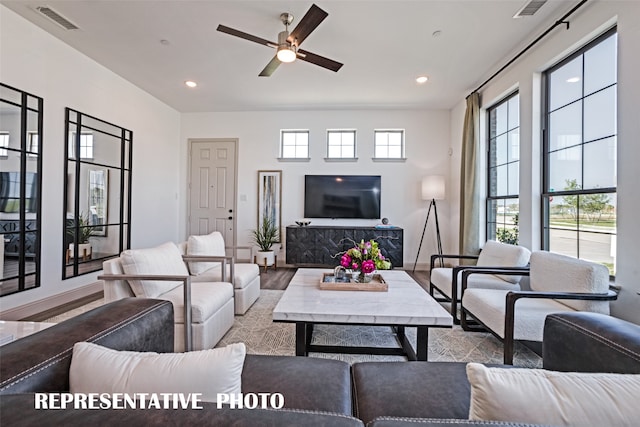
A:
[339,239,391,281]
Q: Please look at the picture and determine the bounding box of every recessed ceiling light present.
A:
[566,77,580,83]
[416,76,429,84]
[185,81,197,88]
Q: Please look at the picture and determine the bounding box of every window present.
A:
[374,130,404,159]
[487,92,520,244]
[326,130,356,159]
[0,132,8,156]
[68,132,94,159]
[542,28,617,275]
[280,130,309,159]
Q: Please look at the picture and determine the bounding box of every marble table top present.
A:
[273,268,453,327]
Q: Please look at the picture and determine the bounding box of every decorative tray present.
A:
[319,273,388,292]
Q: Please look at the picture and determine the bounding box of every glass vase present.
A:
[357,271,374,283]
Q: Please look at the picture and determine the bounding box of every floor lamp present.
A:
[413,176,445,272]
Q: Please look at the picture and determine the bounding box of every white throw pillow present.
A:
[70,342,246,403]
[187,232,226,275]
[466,363,640,426]
[120,242,189,298]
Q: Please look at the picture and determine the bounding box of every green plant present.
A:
[251,217,279,252]
[496,213,519,245]
[67,212,93,244]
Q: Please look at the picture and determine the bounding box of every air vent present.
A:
[513,0,547,18]
[36,6,79,30]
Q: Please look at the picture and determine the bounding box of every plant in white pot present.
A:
[67,213,93,260]
[251,217,279,270]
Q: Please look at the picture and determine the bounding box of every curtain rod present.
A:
[467,0,589,98]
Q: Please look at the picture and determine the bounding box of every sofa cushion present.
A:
[431,268,518,300]
[476,241,530,284]
[187,232,226,275]
[70,341,245,403]
[159,281,234,323]
[120,242,188,298]
[192,263,260,290]
[466,362,640,426]
[529,251,610,313]
[462,288,572,341]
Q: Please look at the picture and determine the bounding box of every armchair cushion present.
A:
[192,263,260,290]
[462,288,571,341]
[529,251,610,313]
[70,341,246,403]
[120,242,188,298]
[476,241,530,284]
[187,232,226,275]
[466,362,640,426]
[431,268,518,300]
[159,281,234,323]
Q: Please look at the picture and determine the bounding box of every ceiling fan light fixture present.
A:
[277,46,296,63]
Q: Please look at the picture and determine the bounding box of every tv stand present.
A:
[286,225,403,267]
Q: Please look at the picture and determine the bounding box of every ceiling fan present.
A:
[217,4,343,77]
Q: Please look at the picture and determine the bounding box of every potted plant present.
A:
[67,212,93,259]
[251,217,279,269]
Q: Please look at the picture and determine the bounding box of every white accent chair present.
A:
[461,250,617,364]
[429,240,531,323]
[100,242,235,352]
[179,231,260,315]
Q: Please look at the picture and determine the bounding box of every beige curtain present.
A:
[459,92,481,255]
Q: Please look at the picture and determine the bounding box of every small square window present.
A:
[374,130,405,159]
[280,130,309,159]
[327,130,356,159]
[68,132,94,159]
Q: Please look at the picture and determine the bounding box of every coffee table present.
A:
[272,268,452,361]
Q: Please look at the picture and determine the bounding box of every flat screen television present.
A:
[304,175,381,219]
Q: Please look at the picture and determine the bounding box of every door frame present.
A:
[187,138,239,257]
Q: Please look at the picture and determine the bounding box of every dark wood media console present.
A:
[286,225,403,268]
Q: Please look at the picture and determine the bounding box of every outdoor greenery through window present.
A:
[374,130,404,159]
[487,92,520,244]
[327,130,356,158]
[280,130,309,159]
[542,28,617,275]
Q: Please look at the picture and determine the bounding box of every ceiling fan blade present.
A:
[297,49,343,72]
[217,24,275,47]
[288,4,328,46]
[259,56,281,77]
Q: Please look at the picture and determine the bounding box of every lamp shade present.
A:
[421,175,445,200]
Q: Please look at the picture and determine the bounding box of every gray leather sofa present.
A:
[1,298,638,426]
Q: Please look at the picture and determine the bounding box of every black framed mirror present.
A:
[0,83,43,297]
[63,108,132,279]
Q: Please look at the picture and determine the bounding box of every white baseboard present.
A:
[0,281,103,321]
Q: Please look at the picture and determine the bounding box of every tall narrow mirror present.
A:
[0,83,43,296]
[63,108,132,279]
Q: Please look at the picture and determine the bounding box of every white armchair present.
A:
[180,231,260,315]
[429,240,531,323]
[461,250,617,364]
[100,242,235,352]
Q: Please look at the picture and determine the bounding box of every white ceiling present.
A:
[1,0,576,112]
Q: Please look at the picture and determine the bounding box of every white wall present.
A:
[0,6,181,315]
[180,109,451,267]
[449,1,640,323]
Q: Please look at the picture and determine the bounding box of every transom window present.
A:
[68,132,94,159]
[374,130,404,159]
[542,28,617,275]
[280,130,309,159]
[487,92,520,244]
[327,130,356,159]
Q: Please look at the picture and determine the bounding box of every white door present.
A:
[188,139,237,253]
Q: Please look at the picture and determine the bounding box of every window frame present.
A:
[279,129,310,160]
[325,129,357,160]
[373,129,405,160]
[541,27,617,275]
[486,91,520,244]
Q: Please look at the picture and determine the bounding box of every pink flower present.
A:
[362,259,375,273]
[340,254,352,268]
[351,262,360,270]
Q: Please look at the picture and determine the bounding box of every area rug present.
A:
[217,290,542,367]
